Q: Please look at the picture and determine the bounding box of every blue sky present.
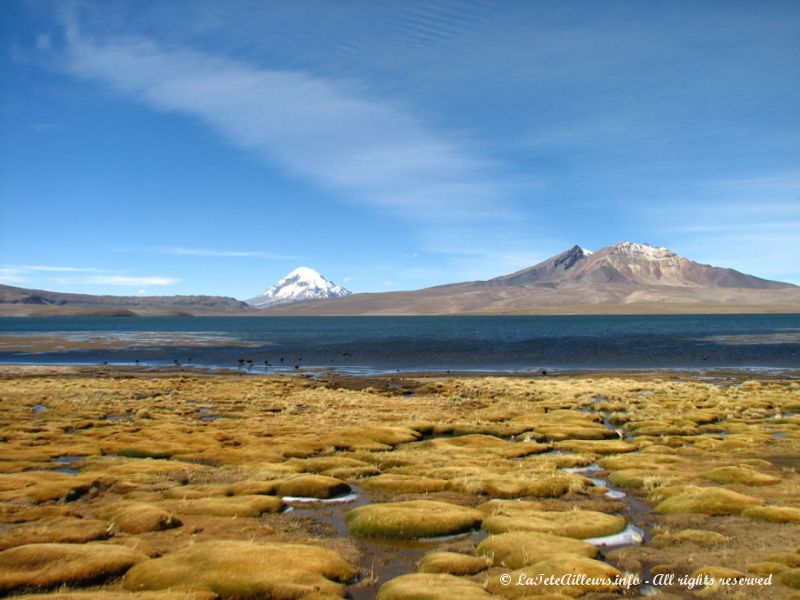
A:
[1,0,798,299]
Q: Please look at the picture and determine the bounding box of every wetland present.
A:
[0,366,799,599]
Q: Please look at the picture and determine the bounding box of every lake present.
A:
[1,314,798,373]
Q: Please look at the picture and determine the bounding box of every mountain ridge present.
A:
[0,242,797,316]
[258,242,799,315]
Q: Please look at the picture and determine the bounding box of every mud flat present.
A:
[1,366,799,598]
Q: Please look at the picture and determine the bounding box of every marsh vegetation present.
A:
[0,367,798,598]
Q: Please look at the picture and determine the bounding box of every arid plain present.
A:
[1,366,799,599]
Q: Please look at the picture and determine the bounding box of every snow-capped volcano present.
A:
[247,267,351,307]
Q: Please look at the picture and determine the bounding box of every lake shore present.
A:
[1,366,799,599]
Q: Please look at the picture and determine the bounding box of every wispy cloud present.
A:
[60,24,513,224]
[4,264,110,273]
[0,268,30,285]
[155,246,297,259]
[80,275,179,286]
[0,265,179,288]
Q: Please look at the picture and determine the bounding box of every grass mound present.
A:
[701,466,781,486]
[124,540,357,598]
[0,542,146,593]
[482,508,626,539]
[742,505,800,523]
[272,474,351,499]
[649,528,729,547]
[166,495,283,517]
[0,518,110,550]
[477,499,542,515]
[747,561,788,576]
[486,554,623,597]
[377,573,493,600]
[13,592,216,599]
[779,568,800,590]
[477,531,597,568]
[652,486,764,515]
[554,440,637,455]
[345,500,483,539]
[467,475,588,499]
[767,552,800,568]
[417,552,491,575]
[116,447,173,459]
[97,502,181,534]
[362,474,448,494]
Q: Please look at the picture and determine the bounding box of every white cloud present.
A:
[0,265,179,288]
[7,265,108,272]
[82,275,179,286]
[0,268,29,285]
[61,27,512,223]
[156,246,297,259]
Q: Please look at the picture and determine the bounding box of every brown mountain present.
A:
[260,242,800,315]
[486,242,793,289]
[0,284,250,316]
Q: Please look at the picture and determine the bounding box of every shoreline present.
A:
[2,362,800,382]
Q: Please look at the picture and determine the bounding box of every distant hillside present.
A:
[2,242,797,317]
[0,284,250,316]
[486,243,793,289]
[260,242,800,315]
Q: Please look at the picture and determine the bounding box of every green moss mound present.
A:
[747,561,788,576]
[486,553,623,597]
[482,508,626,539]
[779,568,800,590]
[0,542,146,593]
[13,592,215,600]
[345,500,483,539]
[477,531,597,568]
[417,552,490,575]
[742,506,800,524]
[650,528,729,547]
[377,573,493,600]
[124,540,357,598]
[273,474,351,499]
[652,486,764,515]
[362,474,448,494]
[701,466,781,486]
[0,518,111,550]
[97,502,181,534]
[166,495,283,517]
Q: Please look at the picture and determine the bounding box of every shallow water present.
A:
[1,314,799,372]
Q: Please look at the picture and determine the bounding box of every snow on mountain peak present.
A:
[610,241,676,259]
[247,267,351,307]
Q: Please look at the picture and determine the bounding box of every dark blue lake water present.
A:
[1,314,799,373]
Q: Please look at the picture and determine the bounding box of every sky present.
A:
[1,0,798,299]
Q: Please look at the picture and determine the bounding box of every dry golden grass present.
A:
[477,531,598,568]
[742,506,800,523]
[345,500,483,539]
[651,485,765,515]
[485,553,623,597]
[124,540,357,598]
[95,502,181,534]
[1,368,799,598]
[482,508,626,539]
[417,551,491,575]
[0,542,147,593]
[376,573,494,600]
[0,518,110,550]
